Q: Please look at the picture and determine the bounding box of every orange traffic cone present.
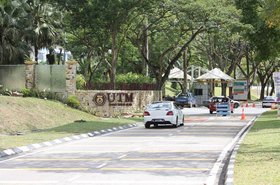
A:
[245,101,249,107]
[241,108,246,120]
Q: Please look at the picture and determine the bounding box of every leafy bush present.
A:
[66,95,80,108]
[76,74,86,89]
[0,89,12,96]
[116,72,153,84]
[21,88,31,97]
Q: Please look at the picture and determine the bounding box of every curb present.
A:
[205,116,258,185]
[224,116,258,185]
[0,123,138,159]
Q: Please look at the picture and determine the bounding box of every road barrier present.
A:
[216,102,231,116]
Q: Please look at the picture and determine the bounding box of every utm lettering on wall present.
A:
[93,92,133,106]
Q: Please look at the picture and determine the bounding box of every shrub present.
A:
[116,72,153,84]
[66,95,80,108]
[21,88,31,97]
[76,74,86,89]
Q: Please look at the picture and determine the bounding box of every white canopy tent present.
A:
[196,68,234,97]
[196,68,234,82]
[168,67,193,81]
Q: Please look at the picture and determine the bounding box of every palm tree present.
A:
[24,0,63,62]
[0,1,29,64]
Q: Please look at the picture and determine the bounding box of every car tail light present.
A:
[166,111,174,116]
[144,111,150,116]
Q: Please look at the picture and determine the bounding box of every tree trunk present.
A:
[34,44,39,63]
[182,49,188,93]
[246,50,251,100]
[270,78,275,96]
[260,82,266,100]
[221,80,227,96]
[110,31,118,90]
[143,19,149,76]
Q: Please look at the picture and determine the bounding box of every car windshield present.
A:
[264,97,276,101]
[148,102,171,110]
[211,97,229,103]
[177,93,189,98]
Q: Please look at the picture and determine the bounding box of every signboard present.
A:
[273,72,280,116]
[233,80,248,100]
[93,92,133,106]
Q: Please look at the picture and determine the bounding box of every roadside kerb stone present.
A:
[224,116,258,185]
[0,123,138,159]
[205,116,258,185]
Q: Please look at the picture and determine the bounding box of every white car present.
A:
[143,101,184,128]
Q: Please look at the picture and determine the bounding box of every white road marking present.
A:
[96,163,107,169]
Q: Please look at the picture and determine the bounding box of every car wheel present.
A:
[181,116,184,126]
[145,123,150,128]
[173,117,178,128]
[210,110,213,114]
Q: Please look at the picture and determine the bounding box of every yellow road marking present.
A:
[101,167,210,171]
[121,158,215,161]
[179,133,235,135]
[138,150,220,153]
[0,168,89,171]
[44,150,220,154]
[15,158,111,161]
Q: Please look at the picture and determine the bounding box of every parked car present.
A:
[174,92,197,107]
[262,96,278,108]
[207,96,238,114]
[143,101,184,128]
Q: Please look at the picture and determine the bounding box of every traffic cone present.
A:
[241,108,246,120]
[252,102,256,108]
[245,101,249,107]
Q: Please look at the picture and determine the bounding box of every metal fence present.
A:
[85,83,158,90]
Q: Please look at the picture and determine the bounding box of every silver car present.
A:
[262,96,277,108]
[143,101,184,128]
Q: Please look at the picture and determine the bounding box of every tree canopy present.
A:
[1,0,280,98]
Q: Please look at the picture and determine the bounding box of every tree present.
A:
[0,0,29,64]
[62,0,150,88]
[24,0,63,62]
[130,0,242,90]
[261,0,280,27]
[235,0,280,99]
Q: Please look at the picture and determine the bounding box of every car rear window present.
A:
[149,103,171,110]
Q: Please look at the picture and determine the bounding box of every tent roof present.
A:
[196,68,234,81]
[168,67,192,80]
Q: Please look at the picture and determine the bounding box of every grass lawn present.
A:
[0,96,143,151]
[0,117,142,151]
[234,110,280,185]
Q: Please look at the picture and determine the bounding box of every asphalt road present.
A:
[0,106,267,185]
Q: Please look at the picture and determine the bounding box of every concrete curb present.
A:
[205,116,258,185]
[224,116,258,185]
[0,123,138,159]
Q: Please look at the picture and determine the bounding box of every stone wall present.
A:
[76,90,162,117]
[25,62,36,89]
[65,61,77,95]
